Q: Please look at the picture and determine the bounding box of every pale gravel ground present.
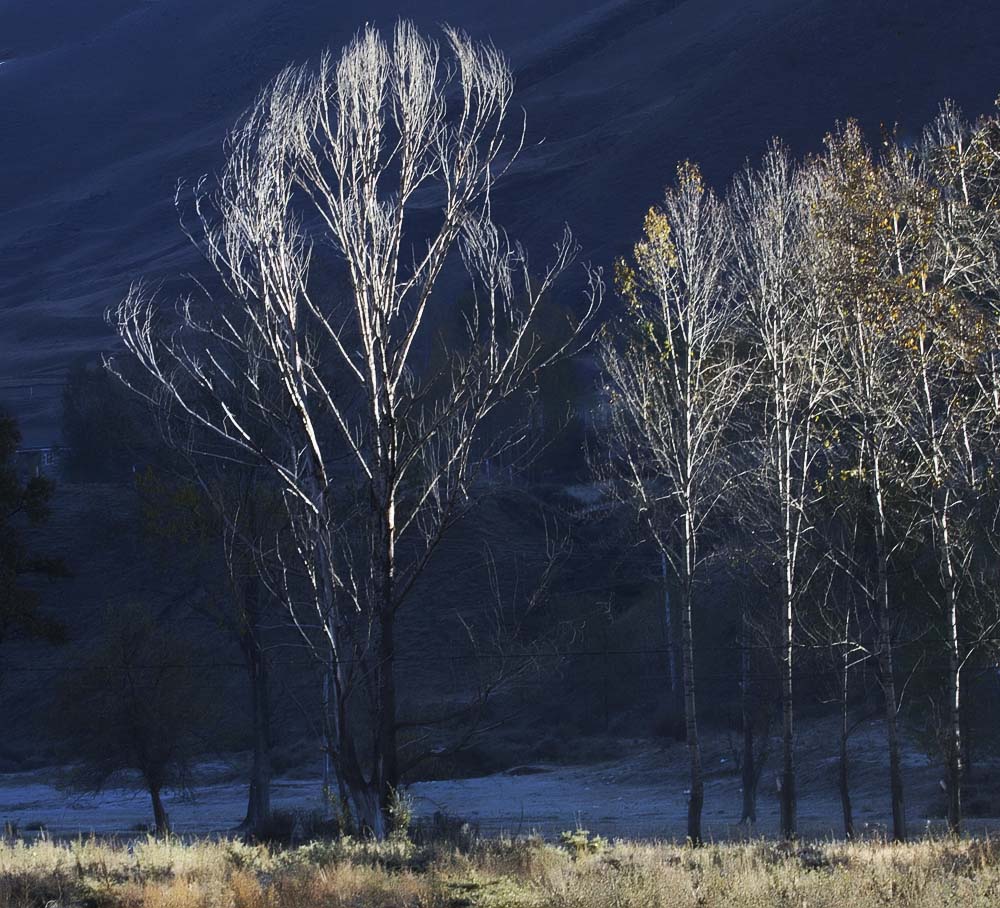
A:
[2,720,997,840]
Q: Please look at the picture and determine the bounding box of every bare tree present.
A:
[600,162,742,843]
[138,464,283,838]
[908,103,1000,834]
[730,141,832,839]
[109,22,598,837]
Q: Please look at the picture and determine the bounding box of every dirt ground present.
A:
[1,718,997,841]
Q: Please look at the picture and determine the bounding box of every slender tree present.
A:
[802,519,875,842]
[808,122,914,841]
[601,162,743,843]
[730,141,832,839]
[734,578,771,826]
[908,103,1000,834]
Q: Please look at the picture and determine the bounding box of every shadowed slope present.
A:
[2,0,1000,442]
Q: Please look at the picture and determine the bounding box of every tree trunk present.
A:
[777,384,797,841]
[312,513,393,839]
[680,527,703,843]
[780,561,796,840]
[373,480,400,839]
[150,785,170,836]
[376,606,399,834]
[322,653,388,839]
[741,719,756,825]
[740,603,756,824]
[321,668,337,812]
[349,779,387,839]
[243,641,272,837]
[839,643,855,840]
[241,580,273,838]
[874,506,906,841]
[962,705,972,783]
[938,502,962,836]
[945,589,962,835]
[662,553,683,731]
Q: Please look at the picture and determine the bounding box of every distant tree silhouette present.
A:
[61,363,154,481]
[54,604,216,835]
[0,410,67,668]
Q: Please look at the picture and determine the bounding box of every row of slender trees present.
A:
[602,106,1000,842]
[105,20,1000,841]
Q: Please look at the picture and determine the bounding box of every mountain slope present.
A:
[2,0,999,442]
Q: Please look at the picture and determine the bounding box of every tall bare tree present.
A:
[730,141,832,839]
[601,162,742,843]
[909,103,1000,834]
[109,22,599,836]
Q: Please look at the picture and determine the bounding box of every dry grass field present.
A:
[2,832,1000,908]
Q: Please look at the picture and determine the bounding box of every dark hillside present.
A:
[3,0,1000,442]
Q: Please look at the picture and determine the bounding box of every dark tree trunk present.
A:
[741,719,757,825]
[376,606,399,834]
[662,554,683,731]
[242,644,272,836]
[740,603,757,824]
[839,646,855,840]
[961,704,973,783]
[368,472,400,838]
[322,653,388,839]
[372,478,400,840]
[150,785,170,836]
[240,580,273,838]
[945,619,962,835]
[874,512,906,842]
[838,730,854,840]
[939,511,963,836]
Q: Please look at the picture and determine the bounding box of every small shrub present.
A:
[558,828,607,860]
[387,787,414,840]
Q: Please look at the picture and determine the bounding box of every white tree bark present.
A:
[601,163,743,844]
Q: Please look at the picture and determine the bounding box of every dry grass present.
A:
[1,833,999,908]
